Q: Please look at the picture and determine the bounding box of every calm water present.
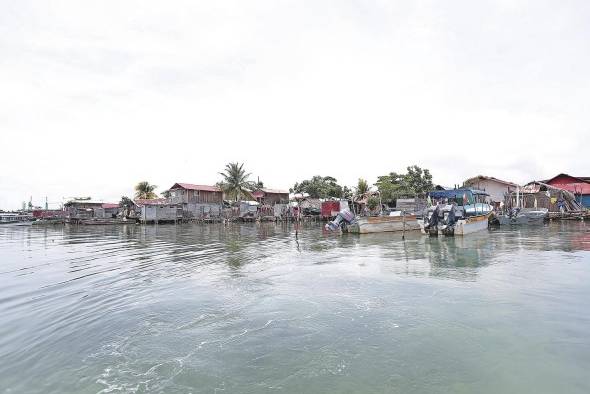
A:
[1,222,589,393]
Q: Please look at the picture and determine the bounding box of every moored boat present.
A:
[419,189,493,236]
[496,207,548,225]
[0,213,34,226]
[347,214,421,234]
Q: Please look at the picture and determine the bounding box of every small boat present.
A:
[32,218,65,225]
[324,208,421,234]
[419,189,493,236]
[347,214,421,234]
[0,213,34,226]
[497,207,548,225]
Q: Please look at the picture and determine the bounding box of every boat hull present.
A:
[0,221,33,227]
[453,214,490,235]
[419,213,490,236]
[497,209,548,225]
[348,215,421,234]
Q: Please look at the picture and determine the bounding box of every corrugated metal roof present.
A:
[134,198,169,206]
[543,174,590,194]
[259,188,289,194]
[464,175,517,187]
[64,199,105,205]
[170,183,221,192]
[102,203,119,209]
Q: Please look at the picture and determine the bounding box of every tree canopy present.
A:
[134,181,158,199]
[119,196,134,207]
[374,165,433,204]
[355,178,370,196]
[291,176,345,199]
[218,162,255,201]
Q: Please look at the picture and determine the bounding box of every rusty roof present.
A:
[134,198,169,206]
[169,183,222,192]
[464,175,518,187]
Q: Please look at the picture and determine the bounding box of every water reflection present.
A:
[1,222,590,393]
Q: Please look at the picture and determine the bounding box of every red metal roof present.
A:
[101,203,119,209]
[169,183,221,192]
[543,174,590,195]
[134,198,169,206]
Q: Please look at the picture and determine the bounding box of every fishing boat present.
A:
[347,213,421,234]
[497,207,548,225]
[324,208,421,234]
[419,189,493,236]
[496,185,549,225]
[0,213,33,226]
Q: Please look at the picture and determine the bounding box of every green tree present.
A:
[355,178,370,196]
[366,196,380,211]
[161,189,171,198]
[119,196,134,207]
[374,165,434,205]
[405,165,433,195]
[134,181,158,199]
[218,162,255,201]
[291,176,344,198]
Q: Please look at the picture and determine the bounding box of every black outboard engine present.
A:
[425,205,440,236]
[442,204,457,236]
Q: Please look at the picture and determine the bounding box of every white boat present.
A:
[0,213,33,226]
[419,189,493,236]
[347,214,421,234]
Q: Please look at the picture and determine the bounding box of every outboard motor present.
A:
[442,204,457,236]
[325,209,356,231]
[425,205,440,236]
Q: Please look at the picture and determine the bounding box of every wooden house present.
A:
[542,173,590,208]
[251,188,289,205]
[507,181,585,215]
[134,198,182,223]
[168,183,223,218]
[64,199,119,219]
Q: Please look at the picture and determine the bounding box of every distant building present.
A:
[515,181,585,213]
[63,199,119,219]
[168,183,223,218]
[542,173,590,207]
[251,188,289,205]
[134,198,182,223]
[463,175,518,206]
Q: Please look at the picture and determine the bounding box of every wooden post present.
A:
[402,211,406,240]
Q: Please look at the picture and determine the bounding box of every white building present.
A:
[463,175,518,206]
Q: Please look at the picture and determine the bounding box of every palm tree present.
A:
[356,178,370,196]
[218,162,255,201]
[134,181,158,199]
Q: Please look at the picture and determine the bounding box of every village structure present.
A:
[3,172,590,226]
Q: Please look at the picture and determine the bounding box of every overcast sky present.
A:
[1,0,589,209]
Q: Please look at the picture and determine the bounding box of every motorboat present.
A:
[419,189,493,236]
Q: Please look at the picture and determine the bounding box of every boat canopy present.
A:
[428,189,489,199]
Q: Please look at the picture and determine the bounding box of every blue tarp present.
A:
[428,189,487,199]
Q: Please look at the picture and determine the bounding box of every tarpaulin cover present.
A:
[428,189,488,199]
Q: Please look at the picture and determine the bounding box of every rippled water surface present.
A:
[1,222,589,393]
